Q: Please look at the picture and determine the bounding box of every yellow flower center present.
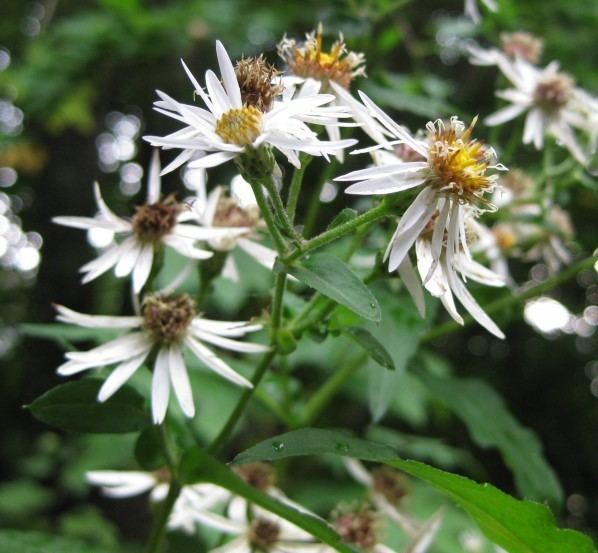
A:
[426,117,497,207]
[215,106,262,146]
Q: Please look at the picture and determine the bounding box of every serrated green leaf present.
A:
[232,428,595,553]
[179,447,357,553]
[28,379,148,434]
[278,254,381,322]
[0,530,111,553]
[343,326,395,370]
[413,368,563,506]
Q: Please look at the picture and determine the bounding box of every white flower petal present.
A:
[132,243,154,294]
[184,336,253,388]
[169,345,195,418]
[190,328,268,353]
[216,40,242,108]
[152,347,171,423]
[55,305,143,329]
[398,258,426,318]
[98,352,149,402]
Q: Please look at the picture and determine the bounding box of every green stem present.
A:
[303,159,338,237]
[260,173,302,244]
[207,349,277,455]
[144,480,181,553]
[208,272,287,455]
[300,353,367,426]
[421,254,597,343]
[250,179,287,253]
[283,200,392,264]
[287,156,312,224]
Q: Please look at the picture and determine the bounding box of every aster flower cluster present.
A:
[35,15,595,553]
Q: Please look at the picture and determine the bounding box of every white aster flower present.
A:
[52,152,237,294]
[467,32,543,70]
[336,97,506,336]
[484,58,598,164]
[144,41,356,173]
[54,293,268,423]
[193,174,277,280]
[464,0,498,24]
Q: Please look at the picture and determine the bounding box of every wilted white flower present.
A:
[180,493,327,553]
[52,153,237,293]
[54,294,268,423]
[194,175,277,280]
[484,58,598,164]
[144,41,356,173]
[464,0,498,24]
[344,460,444,552]
[336,96,506,336]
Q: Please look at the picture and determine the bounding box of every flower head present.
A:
[235,55,283,112]
[144,41,356,173]
[278,24,365,90]
[500,31,543,63]
[54,296,267,423]
[483,59,598,164]
[336,94,506,337]
[52,152,225,293]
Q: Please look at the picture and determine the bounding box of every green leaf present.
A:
[233,428,398,464]
[0,530,111,553]
[342,326,395,371]
[413,368,563,506]
[327,208,358,230]
[134,426,166,471]
[365,290,427,421]
[179,447,357,553]
[232,429,595,553]
[278,254,381,322]
[28,379,148,434]
[20,323,119,344]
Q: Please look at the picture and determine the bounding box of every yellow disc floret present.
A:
[215,106,263,146]
[426,116,499,208]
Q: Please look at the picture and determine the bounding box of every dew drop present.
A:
[370,302,376,309]
[335,442,349,453]
[272,441,285,452]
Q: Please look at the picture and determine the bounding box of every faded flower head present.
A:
[212,195,261,229]
[142,294,196,344]
[333,503,380,551]
[278,23,366,89]
[500,31,543,63]
[533,72,575,113]
[132,195,183,244]
[371,467,409,505]
[235,462,276,491]
[235,55,283,112]
[249,518,281,551]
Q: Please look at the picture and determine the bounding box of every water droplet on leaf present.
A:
[272,441,285,452]
[335,442,349,453]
